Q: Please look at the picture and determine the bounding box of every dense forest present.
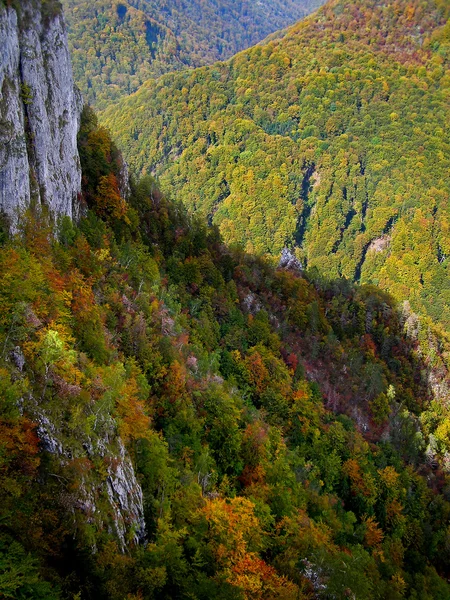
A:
[1,101,450,599]
[102,0,450,330]
[61,0,324,108]
[1,0,450,598]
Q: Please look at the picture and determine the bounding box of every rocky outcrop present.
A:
[0,0,82,226]
[35,400,146,551]
[106,440,146,549]
[278,247,303,273]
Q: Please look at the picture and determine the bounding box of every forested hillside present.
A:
[102,0,450,329]
[2,0,450,598]
[2,102,450,599]
[61,0,324,108]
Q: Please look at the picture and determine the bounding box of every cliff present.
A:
[0,0,82,225]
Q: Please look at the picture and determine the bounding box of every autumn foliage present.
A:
[0,89,449,600]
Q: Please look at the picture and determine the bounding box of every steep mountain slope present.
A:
[0,0,147,559]
[61,0,325,108]
[103,0,450,328]
[2,105,450,600]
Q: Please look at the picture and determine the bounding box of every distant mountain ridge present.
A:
[103,0,450,328]
[61,0,325,108]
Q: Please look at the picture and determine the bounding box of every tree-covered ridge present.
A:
[1,108,450,599]
[102,0,450,329]
[299,0,450,61]
[61,0,325,109]
[61,0,183,109]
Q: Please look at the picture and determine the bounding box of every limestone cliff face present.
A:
[0,0,82,225]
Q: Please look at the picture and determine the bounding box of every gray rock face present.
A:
[106,440,146,549]
[278,247,303,273]
[0,0,82,226]
[0,7,30,218]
